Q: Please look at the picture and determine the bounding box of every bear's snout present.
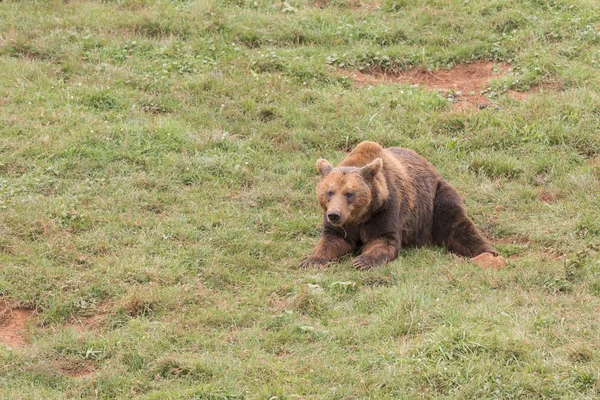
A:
[327,211,341,224]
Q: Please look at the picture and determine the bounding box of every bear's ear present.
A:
[360,158,383,180]
[316,158,333,177]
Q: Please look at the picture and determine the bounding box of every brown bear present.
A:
[301,141,499,270]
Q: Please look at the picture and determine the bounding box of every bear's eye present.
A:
[326,190,334,198]
[344,192,355,201]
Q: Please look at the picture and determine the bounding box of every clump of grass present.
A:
[470,153,523,178]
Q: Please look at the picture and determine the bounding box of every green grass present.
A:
[1,0,600,398]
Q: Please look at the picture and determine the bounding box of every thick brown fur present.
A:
[301,141,497,270]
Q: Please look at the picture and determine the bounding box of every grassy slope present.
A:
[1,0,600,398]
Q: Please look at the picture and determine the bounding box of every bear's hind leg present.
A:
[432,179,497,257]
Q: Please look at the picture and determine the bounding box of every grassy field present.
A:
[1,0,600,398]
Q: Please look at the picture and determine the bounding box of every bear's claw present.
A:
[352,255,376,270]
[300,257,330,269]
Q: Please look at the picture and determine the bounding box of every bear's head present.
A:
[315,158,383,226]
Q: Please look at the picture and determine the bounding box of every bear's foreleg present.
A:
[300,233,355,268]
[353,233,400,270]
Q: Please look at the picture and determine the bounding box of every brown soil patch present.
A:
[345,62,549,111]
[70,314,108,333]
[540,251,564,261]
[538,190,557,204]
[61,361,96,378]
[68,301,112,333]
[493,235,531,245]
[0,301,36,348]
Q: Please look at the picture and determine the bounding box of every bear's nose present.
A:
[327,212,341,223]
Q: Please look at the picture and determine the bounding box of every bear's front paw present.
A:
[300,257,330,269]
[352,255,378,270]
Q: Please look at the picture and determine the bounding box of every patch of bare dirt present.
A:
[70,314,108,333]
[345,62,553,111]
[60,361,96,378]
[493,235,531,245]
[68,302,112,333]
[540,251,564,261]
[538,190,559,204]
[0,300,36,348]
